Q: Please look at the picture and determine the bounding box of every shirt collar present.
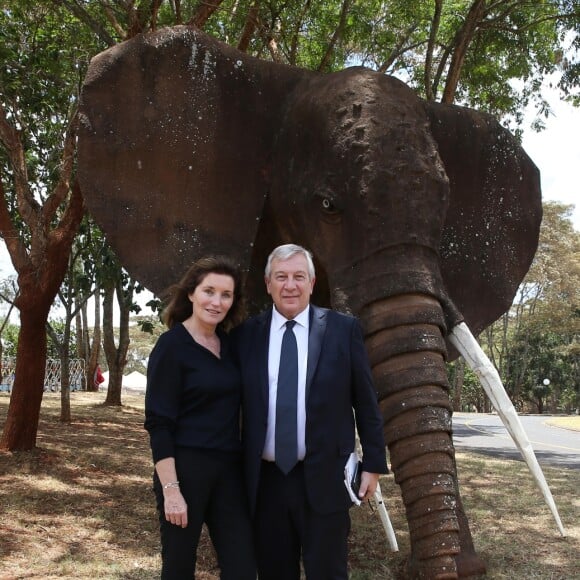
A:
[272,304,310,331]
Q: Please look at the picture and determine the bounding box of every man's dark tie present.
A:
[275,320,298,474]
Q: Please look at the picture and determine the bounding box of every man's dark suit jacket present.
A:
[232,304,388,516]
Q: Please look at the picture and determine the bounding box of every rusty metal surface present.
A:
[78,26,541,342]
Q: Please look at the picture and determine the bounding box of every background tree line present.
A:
[449,201,579,414]
[0,0,579,450]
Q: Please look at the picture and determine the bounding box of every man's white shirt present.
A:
[262,305,309,462]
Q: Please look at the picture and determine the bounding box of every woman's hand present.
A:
[155,458,188,527]
[164,487,188,527]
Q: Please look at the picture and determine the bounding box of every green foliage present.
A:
[136,298,163,334]
[505,329,578,413]
[46,318,77,358]
[154,1,579,122]
[0,0,107,241]
[448,358,488,412]
[454,2,560,115]
[479,202,579,413]
[125,315,164,373]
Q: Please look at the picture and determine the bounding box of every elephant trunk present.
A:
[361,293,469,579]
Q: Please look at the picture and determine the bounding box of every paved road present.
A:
[452,413,580,470]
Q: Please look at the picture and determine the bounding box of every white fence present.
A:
[0,358,86,393]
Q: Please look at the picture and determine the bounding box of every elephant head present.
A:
[78,26,547,578]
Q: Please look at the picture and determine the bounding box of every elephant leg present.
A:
[362,294,485,579]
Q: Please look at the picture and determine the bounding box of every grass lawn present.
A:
[0,392,578,579]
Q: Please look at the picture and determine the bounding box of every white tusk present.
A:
[449,322,566,537]
[374,481,399,551]
[354,434,399,551]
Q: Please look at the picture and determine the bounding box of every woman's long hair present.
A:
[161,256,245,331]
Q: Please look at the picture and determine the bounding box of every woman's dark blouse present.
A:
[145,323,242,464]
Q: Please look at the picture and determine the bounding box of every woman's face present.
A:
[188,272,235,327]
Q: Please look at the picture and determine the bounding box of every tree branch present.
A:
[43,178,85,294]
[317,0,352,72]
[48,178,85,256]
[54,0,117,46]
[377,25,422,74]
[0,102,40,228]
[289,0,311,66]
[432,42,454,100]
[237,0,261,52]
[442,0,487,104]
[42,110,79,223]
[168,0,183,24]
[425,0,443,101]
[188,0,225,28]
[102,4,127,40]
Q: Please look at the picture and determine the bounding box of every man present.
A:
[233,243,387,579]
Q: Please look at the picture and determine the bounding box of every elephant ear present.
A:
[425,102,542,336]
[78,26,304,295]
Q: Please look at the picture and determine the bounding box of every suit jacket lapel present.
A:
[306,305,327,401]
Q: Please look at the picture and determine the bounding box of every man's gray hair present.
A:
[265,244,316,280]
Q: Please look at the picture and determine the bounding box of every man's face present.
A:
[265,254,315,319]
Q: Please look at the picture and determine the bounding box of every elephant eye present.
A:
[320,196,340,214]
[313,192,342,223]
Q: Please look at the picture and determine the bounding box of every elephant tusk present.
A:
[354,435,399,552]
[449,322,566,537]
[373,481,399,552]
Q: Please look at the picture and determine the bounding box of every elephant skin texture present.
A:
[77,26,542,579]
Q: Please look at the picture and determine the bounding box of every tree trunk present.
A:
[76,300,87,389]
[549,382,560,414]
[102,278,132,406]
[59,323,72,423]
[0,101,84,449]
[452,357,465,411]
[0,306,49,450]
[103,284,122,405]
[87,289,102,392]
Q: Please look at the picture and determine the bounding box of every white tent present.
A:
[122,370,147,392]
[98,370,147,393]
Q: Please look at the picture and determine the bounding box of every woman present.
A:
[145,256,256,579]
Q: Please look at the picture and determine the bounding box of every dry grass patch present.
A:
[1,392,578,579]
[349,453,579,579]
[545,416,580,432]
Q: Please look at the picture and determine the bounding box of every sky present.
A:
[522,94,580,230]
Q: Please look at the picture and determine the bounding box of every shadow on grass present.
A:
[0,392,219,578]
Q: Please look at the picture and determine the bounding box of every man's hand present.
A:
[358,471,380,501]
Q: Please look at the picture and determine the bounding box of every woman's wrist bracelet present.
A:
[162,481,180,490]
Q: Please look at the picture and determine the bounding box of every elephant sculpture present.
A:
[78,26,546,578]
